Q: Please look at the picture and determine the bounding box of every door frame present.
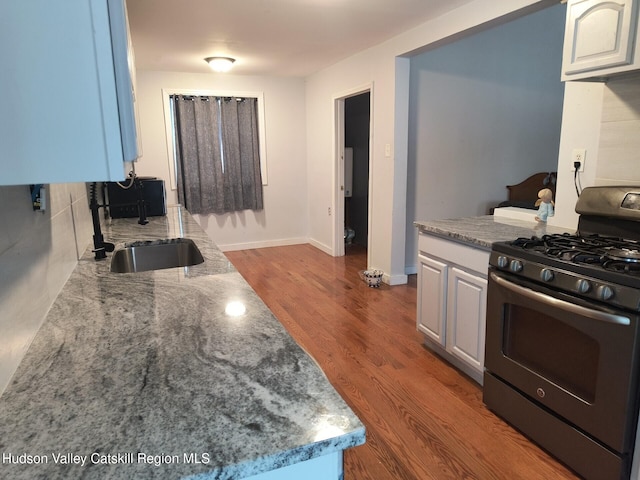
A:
[332,83,373,259]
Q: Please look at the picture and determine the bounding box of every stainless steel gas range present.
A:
[484,186,640,480]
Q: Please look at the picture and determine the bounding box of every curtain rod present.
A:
[170,95,249,102]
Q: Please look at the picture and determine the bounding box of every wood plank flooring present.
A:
[225,244,580,480]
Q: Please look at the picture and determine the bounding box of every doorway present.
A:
[333,87,372,259]
[344,92,370,252]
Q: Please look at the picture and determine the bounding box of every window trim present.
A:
[162,88,268,191]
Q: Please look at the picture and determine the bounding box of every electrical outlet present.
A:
[571,148,586,172]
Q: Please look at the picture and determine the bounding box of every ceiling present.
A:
[126,0,476,77]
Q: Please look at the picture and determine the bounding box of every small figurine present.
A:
[535,188,555,222]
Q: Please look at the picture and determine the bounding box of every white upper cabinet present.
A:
[0,0,139,186]
[562,0,640,81]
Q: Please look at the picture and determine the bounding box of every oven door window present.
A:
[504,304,599,403]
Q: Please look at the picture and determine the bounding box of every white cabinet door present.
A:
[446,267,487,374]
[416,232,489,384]
[0,0,136,186]
[417,254,448,347]
[562,0,640,80]
[108,0,142,162]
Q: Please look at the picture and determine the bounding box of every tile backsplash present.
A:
[0,183,92,395]
[596,73,640,185]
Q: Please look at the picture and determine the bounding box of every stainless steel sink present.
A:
[110,238,204,273]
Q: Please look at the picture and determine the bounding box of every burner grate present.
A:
[509,234,640,274]
[602,260,640,275]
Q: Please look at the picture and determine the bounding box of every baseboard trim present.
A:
[218,237,308,252]
[308,238,333,256]
[386,273,408,285]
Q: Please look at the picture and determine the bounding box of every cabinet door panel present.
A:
[563,0,638,78]
[0,0,135,185]
[447,267,487,372]
[417,254,447,346]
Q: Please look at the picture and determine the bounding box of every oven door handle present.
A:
[490,272,630,326]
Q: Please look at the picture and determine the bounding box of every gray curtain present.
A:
[172,95,263,214]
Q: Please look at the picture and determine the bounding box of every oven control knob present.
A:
[539,269,555,282]
[509,260,523,273]
[597,285,615,301]
[576,279,592,294]
[497,256,509,269]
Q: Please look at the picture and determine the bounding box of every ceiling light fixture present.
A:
[205,57,236,73]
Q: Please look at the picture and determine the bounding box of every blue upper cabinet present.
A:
[0,0,140,186]
[562,0,640,81]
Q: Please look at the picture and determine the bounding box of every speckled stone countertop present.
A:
[414,215,575,249]
[0,206,365,479]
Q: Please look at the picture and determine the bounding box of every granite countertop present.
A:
[0,206,365,479]
[414,215,575,249]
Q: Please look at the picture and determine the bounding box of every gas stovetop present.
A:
[490,186,640,312]
[512,233,640,275]
[491,234,640,312]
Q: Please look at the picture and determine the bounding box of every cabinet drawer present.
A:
[418,233,490,274]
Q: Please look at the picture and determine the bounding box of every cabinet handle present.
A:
[490,272,630,326]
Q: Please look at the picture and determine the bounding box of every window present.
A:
[163,89,267,214]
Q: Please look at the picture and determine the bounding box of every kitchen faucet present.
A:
[90,173,149,260]
[89,182,114,260]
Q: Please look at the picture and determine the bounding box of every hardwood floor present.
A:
[225,244,580,480]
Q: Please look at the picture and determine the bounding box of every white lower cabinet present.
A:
[446,267,487,374]
[417,254,447,346]
[417,232,489,384]
[244,451,342,480]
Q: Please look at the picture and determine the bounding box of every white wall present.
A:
[596,73,640,185]
[549,82,603,229]
[305,0,557,284]
[0,183,92,395]
[134,71,308,251]
[305,48,403,280]
[406,4,565,269]
[549,74,640,230]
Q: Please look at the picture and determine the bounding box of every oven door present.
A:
[485,269,640,454]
